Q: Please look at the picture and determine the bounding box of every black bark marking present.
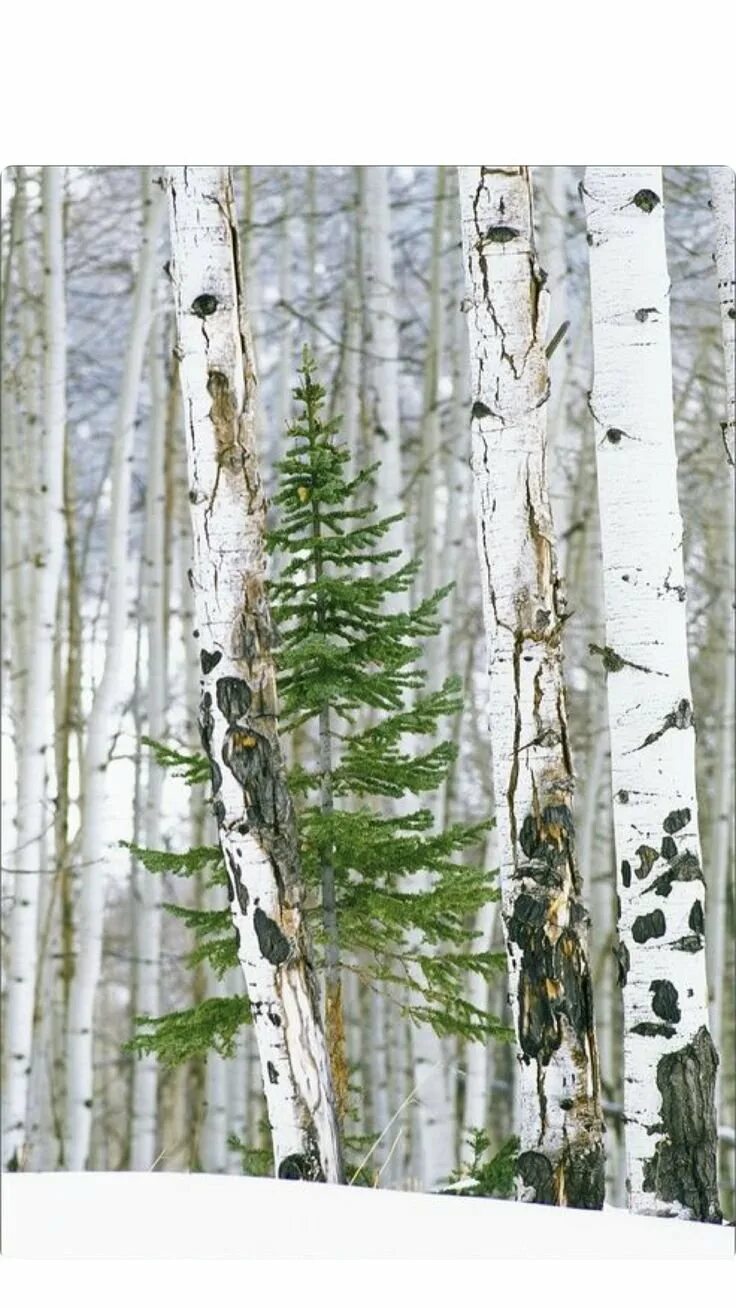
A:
[617,789,630,804]
[635,845,659,880]
[209,758,222,795]
[507,893,597,1074]
[268,1011,282,1028]
[650,979,681,1024]
[278,1140,325,1182]
[590,643,660,677]
[199,690,214,755]
[632,910,666,944]
[216,676,252,724]
[661,836,677,861]
[688,900,704,934]
[518,806,574,883]
[614,940,630,987]
[253,906,290,966]
[200,648,222,675]
[225,852,249,916]
[517,1151,556,1205]
[605,427,624,445]
[278,1154,308,1180]
[484,224,519,244]
[635,699,693,752]
[633,188,660,213]
[267,1061,279,1084]
[635,306,659,322]
[670,934,704,953]
[191,293,218,317]
[621,859,632,889]
[631,1021,677,1038]
[471,400,493,420]
[642,1027,721,1222]
[663,808,691,834]
[647,850,703,898]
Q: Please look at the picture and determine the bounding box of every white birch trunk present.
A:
[65,172,165,1170]
[165,165,343,1184]
[708,481,734,1083]
[272,173,293,489]
[539,167,577,580]
[709,167,735,466]
[362,167,406,560]
[225,972,249,1173]
[583,166,720,1221]
[130,319,168,1170]
[461,827,500,1159]
[459,166,605,1208]
[3,169,66,1171]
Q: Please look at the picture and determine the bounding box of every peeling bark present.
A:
[166,166,343,1184]
[583,166,720,1221]
[459,166,604,1208]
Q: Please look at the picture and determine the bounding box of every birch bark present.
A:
[3,168,67,1170]
[165,165,343,1184]
[362,167,406,560]
[130,318,168,1170]
[583,166,720,1221]
[65,171,165,1170]
[459,165,605,1208]
[709,167,735,466]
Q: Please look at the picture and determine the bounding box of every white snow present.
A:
[2,1173,732,1259]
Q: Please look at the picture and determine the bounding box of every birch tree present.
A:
[459,165,605,1208]
[165,165,343,1184]
[583,166,720,1221]
[362,166,406,560]
[65,171,165,1170]
[709,167,735,467]
[3,168,66,1171]
[130,320,168,1169]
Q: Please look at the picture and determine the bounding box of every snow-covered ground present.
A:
[2,1173,733,1259]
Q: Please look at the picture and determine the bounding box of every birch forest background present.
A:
[1,165,733,1224]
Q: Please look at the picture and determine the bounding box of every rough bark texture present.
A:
[166,166,343,1184]
[709,167,735,467]
[583,166,721,1221]
[459,165,605,1209]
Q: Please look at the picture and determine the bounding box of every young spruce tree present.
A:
[130,351,506,1173]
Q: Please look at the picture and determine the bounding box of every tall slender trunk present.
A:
[65,171,165,1170]
[709,167,735,467]
[130,314,168,1168]
[459,165,605,1209]
[583,166,720,1221]
[3,168,67,1171]
[362,166,406,560]
[461,828,499,1159]
[272,173,293,490]
[165,165,343,1183]
[410,167,456,1190]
